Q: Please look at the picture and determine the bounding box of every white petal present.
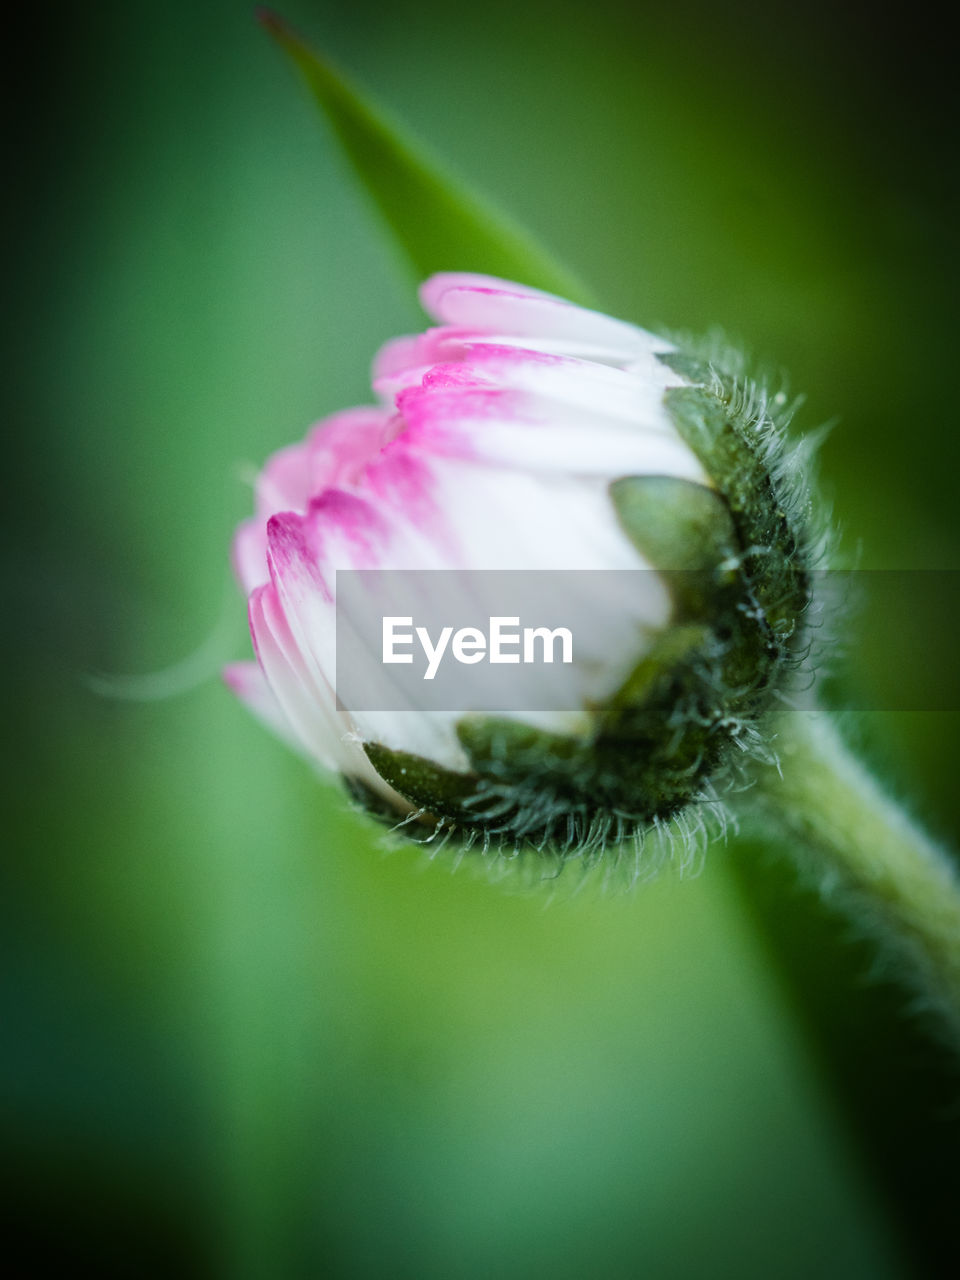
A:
[419,275,671,365]
[223,661,300,751]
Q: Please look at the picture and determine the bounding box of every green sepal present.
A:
[610,474,739,621]
[457,715,584,778]
[610,475,737,573]
[661,384,773,533]
[258,10,591,302]
[599,624,712,729]
[658,376,810,644]
[656,351,715,386]
[363,741,478,819]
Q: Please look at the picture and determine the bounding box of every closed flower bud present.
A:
[227,274,813,857]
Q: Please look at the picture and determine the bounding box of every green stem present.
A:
[752,710,960,1047]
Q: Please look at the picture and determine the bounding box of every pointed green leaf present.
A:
[258,9,593,303]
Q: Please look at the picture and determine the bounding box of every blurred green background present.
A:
[5,0,958,1275]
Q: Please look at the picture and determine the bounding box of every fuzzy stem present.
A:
[751,710,960,1048]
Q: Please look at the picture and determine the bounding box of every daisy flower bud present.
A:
[226,274,812,856]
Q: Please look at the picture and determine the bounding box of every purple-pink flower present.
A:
[225,273,706,813]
